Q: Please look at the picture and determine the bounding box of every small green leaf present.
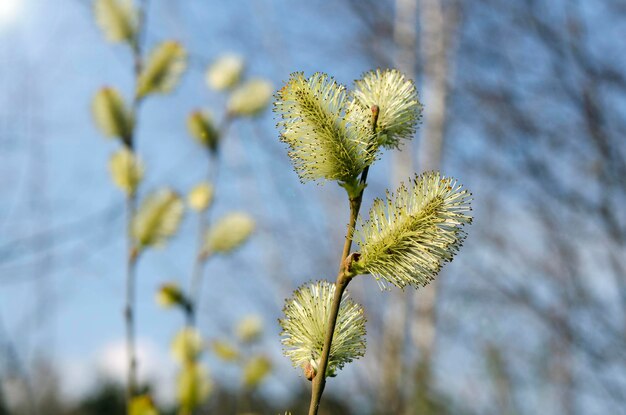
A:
[204,212,254,254]
[94,0,137,44]
[136,41,187,98]
[206,54,244,91]
[109,148,144,195]
[132,189,184,248]
[92,87,133,142]
[227,79,273,117]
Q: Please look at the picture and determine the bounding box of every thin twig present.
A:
[124,0,150,404]
[188,115,233,328]
[124,235,139,400]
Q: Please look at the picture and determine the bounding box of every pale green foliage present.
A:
[171,328,203,365]
[132,189,184,248]
[227,79,273,117]
[187,182,214,212]
[204,212,255,254]
[94,0,136,44]
[206,54,244,91]
[177,362,211,414]
[108,148,144,195]
[242,355,272,388]
[92,87,133,141]
[136,41,187,98]
[128,395,158,415]
[275,72,376,185]
[187,110,219,152]
[279,281,366,377]
[236,315,263,343]
[353,171,472,289]
[348,69,421,148]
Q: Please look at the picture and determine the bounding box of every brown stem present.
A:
[308,105,379,415]
[307,195,362,415]
[307,237,354,415]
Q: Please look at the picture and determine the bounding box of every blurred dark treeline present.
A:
[1,0,626,414]
[0,379,354,415]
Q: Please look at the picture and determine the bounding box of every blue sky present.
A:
[0,0,419,406]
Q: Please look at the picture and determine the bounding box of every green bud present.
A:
[204,212,254,254]
[187,111,219,152]
[206,54,244,91]
[236,315,263,343]
[136,41,187,98]
[92,87,133,143]
[227,79,273,117]
[242,355,271,388]
[155,282,185,309]
[94,0,137,44]
[187,182,214,212]
[211,340,239,362]
[108,148,143,195]
[132,189,184,249]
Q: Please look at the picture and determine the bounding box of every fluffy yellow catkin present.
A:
[353,171,473,289]
[274,72,373,185]
[279,281,366,378]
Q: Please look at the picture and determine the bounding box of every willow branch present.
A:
[308,106,379,415]
[187,115,233,328]
[124,0,150,403]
